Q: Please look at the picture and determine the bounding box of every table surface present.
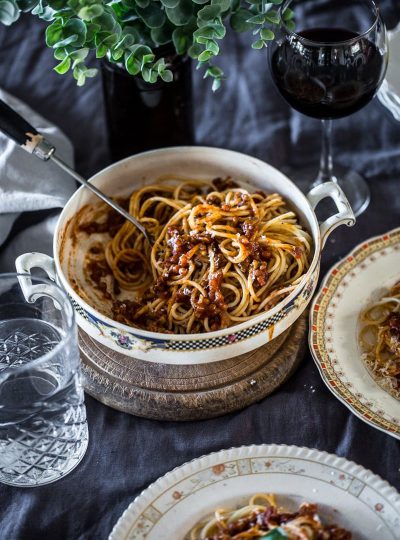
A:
[1,3,400,539]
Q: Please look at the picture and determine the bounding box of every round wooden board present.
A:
[78,313,307,421]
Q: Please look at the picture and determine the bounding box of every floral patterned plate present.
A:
[108,444,400,540]
[310,227,400,439]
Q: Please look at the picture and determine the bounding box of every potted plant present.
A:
[1,0,292,160]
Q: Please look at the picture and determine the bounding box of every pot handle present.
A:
[306,182,355,249]
[15,252,63,308]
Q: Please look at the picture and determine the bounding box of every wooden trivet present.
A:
[78,313,307,421]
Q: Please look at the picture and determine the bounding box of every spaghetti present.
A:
[188,494,352,539]
[359,281,400,400]
[78,177,312,334]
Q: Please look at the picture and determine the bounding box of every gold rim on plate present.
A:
[309,227,400,439]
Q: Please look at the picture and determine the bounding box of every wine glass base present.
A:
[281,164,370,217]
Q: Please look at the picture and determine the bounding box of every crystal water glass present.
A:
[0,273,88,487]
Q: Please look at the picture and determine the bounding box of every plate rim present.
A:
[309,227,400,440]
[108,443,400,540]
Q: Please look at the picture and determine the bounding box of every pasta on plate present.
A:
[187,493,351,539]
[359,281,400,400]
[77,177,312,334]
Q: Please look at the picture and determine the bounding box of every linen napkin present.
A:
[0,89,76,268]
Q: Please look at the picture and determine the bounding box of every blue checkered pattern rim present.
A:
[71,279,310,351]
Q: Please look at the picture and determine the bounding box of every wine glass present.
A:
[269,0,388,216]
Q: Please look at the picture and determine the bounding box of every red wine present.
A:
[271,27,386,119]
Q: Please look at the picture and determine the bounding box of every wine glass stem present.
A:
[316,118,335,185]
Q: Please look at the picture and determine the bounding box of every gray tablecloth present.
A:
[1,2,400,539]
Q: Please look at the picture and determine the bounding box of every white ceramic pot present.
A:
[16,147,355,365]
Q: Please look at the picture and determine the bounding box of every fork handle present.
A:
[0,98,55,159]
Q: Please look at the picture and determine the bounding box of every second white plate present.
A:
[109,444,400,540]
[310,227,400,439]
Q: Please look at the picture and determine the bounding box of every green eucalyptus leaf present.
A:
[187,42,202,58]
[230,8,253,32]
[213,21,226,38]
[160,69,173,82]
[55,34,80,47]
[54,46,67,60]
[136,3,165,29]
[92,11,118,32]
[172,26,191,54]
[54,55,71,74]
[282,7,294,21]
[96,43,108,57]
[197,4,221,22]
[70,46,89,66]
[0,0,20,24]
[73,64,86,86]
[52,7,73,19]
[285,18,295,31]
[151,22,173,45]
[32,0,54,20]
[160,0,179,8]
[120,0,136,8]
[206,39,219,54]
[120,10,138,22]
[154,57,165,70]
[194,22,225,40]
[142,66,152,82]
[130,43,153,58]
[114,28,137,49]
[66,0,78,10]
[246,13,265,24]
[142,52,155,65]
[1,0,284,87]
[125,52,141,74]
[46,18,86,48]
[17,0,37,12]
[47,0,65,10]
[45,18,62,46]
[96,31,119,49]
[85,21,100,42]
[197,49,213,61]
[78,4,103,21]
[211,0,230,11]
[165,0,193,26]
[260,27,274,40]
[111,1,130,20]
[39,7,55,20]
[263,2,274,9]
[85,68,98,78]
[251,38,264,49]
[204,65,223,78]
[211,77,221,91]
[265,10,279,24]
[111,48,124,60]
[193,25,215,40]
[64,18,87,46]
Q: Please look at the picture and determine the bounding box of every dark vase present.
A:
[101,49,194,162]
